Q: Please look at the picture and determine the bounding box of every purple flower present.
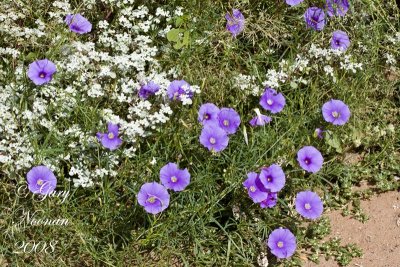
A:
[326,0,349,17]
[322,99,351,125]
[297,146,324,173]
[249,114,272,127]
[199,125,229,152]
[26,165,57,195]
[96,122,122,151]
[243,172,269,203]
[167,80,193,101]
[139,81,160,99]
[259,88,286,114]
[331,30,350,51]
[286,0,304,6]
[267,228,297,259]
[137,182,170,214]
[27,59,57,86]
[304,7,326,31]
[65,14,92,34]
[260,192,278,208]
[295,191,324,220]
[314,128,324,139]
[160,163,190,192]
[225,9,245,37]
[198,103,220,125]
[218,108,241,134]
[259,164,286,192]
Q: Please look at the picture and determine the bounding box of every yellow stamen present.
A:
[305,203,311,210]
[171,176,178,183]
[147,196,155,203]
[209,137,216,144]
[223,120,229,126]
[108,132,115,139]
[277,241,284,248]
[249,186,256,192]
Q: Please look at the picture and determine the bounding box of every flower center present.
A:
[267,176,272,182]
[304,158,311,165]
[108,132,115,139]
[171,176,178,183]
[267,99,273,105]
[305,203,311,210]
[37,179,44,186]
[204,114,209,120]
[332,111,340,118]
[336,40,341,45]
[249,186,256,192]
[39,73,45,78]
[277,241,284,248]
[223,119,229,126]
[147,196,156,203]
[209,137,216,144]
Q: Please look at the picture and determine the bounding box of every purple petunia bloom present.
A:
[199,125,229,152]
[260,88,286,114]
[65,14,92,34]
[259,164,286,192]
[249,114,272,127]
[225,9,245,37]
[137,182,170,214]
[295,191,324,220]
[322,99,351,125]
[96,122,122,151]
[267,228,297,259]
[304,7,326,31]
[167,80,193,101]
[286,0,304,6]
[218,108,241,134]
[198,103,220,125]
[243,172,269,203]
[160,162,190,192]
[331,30,350,51]
[297,146,324,173]
[26,165,57,195]
[260,192,278,208]
[326,0,349,17]
[139,81,160,99]
[27,59,57,86]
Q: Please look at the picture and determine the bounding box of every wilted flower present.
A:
[322,99,351,125]
[243,172,269,203]
[304,7,326,31]
[27,165,57,195]
[199,125,229,152]
[286,0,304,6]
[259,164,286,192]
[137,182,170,214]
[225,9,245,37]
[314,128,324,139]
[167,80,193,101]
[260,88,286,114]
[260,192,278,208]
[198,103,220,125]
[295,191,324,220]
[218,108,241,134]
[96,122,122,151]
[331,30,350,51]
[160,163,190,192]
[326,0,349,17]
[65,14,92,34]
[249,114,272,127]
[139,81,160,99]
[297,146,324,173]
[267,228,297,259]
[27,59,57,86]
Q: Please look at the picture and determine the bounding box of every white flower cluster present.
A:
[0,1,197,187]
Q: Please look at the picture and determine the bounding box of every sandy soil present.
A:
[304,190,400,267]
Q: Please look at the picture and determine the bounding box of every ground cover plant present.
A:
[0,0,399,266]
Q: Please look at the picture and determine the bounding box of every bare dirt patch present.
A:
[304,190,400,267]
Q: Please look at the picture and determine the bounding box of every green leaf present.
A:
[325,132,342,153]
[182,31,190,46]
[166,28,181,42]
